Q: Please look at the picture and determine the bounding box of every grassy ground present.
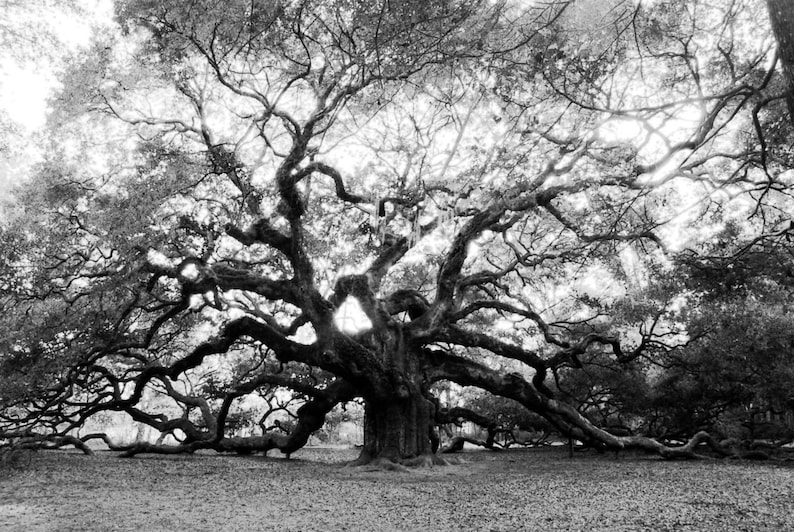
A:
[1,446,792,531]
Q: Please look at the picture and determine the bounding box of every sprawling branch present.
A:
[224,219,293,256]
[114,379,356,457]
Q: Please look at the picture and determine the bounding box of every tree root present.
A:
[346,453,461,471]
[347,457,412,472]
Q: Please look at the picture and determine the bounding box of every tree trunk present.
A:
[357,383,434,463]
[767,0,794,123]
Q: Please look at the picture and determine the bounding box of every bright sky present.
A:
[0,1,114,124]
[0,62,52,129]
[0,1,114,194]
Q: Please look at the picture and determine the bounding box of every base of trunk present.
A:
[356,391,438,464]
[347,452,459,470]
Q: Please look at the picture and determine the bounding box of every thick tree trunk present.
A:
[357,384,435,463]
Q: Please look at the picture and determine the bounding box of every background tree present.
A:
[2,0,793,465]
[766,0,794,123]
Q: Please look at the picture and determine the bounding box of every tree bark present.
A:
[767,0,794,123]
[356,384,435,464]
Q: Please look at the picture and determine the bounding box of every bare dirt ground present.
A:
[1,446,793,531]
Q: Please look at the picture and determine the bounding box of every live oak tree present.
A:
[2,0,793,464]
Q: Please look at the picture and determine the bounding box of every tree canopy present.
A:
[1,0,793,464]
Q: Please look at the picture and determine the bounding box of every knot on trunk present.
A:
[386,368,411,400]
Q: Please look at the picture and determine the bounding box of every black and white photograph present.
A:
[1,1,793,530]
